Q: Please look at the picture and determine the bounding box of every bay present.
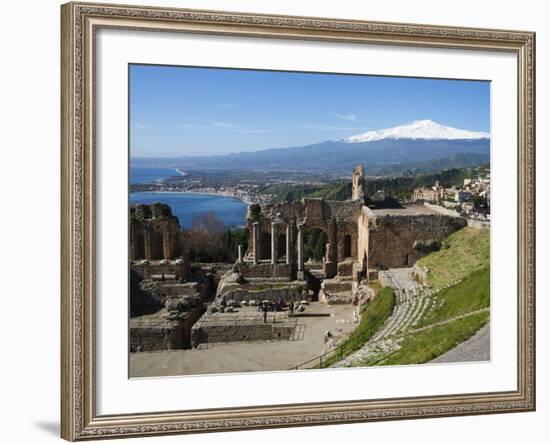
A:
[130,166,182,184]
[129,167,247,228]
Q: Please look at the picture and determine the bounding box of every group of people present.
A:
[257,297,299,323]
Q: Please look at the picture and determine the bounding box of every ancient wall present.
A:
[130,306,204,351]
[130,203,185,260]
[191,316,296,346]
[130,320,184,352]
[366,211,466,269]
[423,202,461,217]
[236,262,294,280]
[220,283,306,304]
[131,260,191,281]
[245,197,362,277]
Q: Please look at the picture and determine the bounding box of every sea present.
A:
[129,167,247,229]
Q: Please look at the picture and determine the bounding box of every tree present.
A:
[191,211,225,233]
[183,212,249,263]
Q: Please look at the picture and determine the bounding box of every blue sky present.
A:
[130,64,490,157]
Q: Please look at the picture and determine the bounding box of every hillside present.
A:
[262,166,485,203]
[332,226,491,368]
[138,139,489,175]
[416,227,490,290]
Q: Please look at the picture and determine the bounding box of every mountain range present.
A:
[132,120,490,176]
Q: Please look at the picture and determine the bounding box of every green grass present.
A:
[321,287,395,368]
[415,266,490,328]
[335,228,490,368]
[377,311,489,366]
[416,227,490,290]
[307,182,352,201]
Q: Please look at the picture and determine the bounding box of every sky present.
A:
[130,64,490,158]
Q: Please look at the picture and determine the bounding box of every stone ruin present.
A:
[129,169,468,351]
[227,165,466,306]
[130,202,185,261]
[129,203,210,352]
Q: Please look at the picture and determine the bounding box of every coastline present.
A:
[130,189,254,206]
[130,166,256,205]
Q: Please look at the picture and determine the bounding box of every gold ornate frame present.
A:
[61,2,536,440]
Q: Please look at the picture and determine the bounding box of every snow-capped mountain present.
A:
[134,119,490,175]
[341,120,490,143]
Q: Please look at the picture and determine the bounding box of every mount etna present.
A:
[132,120,490,176]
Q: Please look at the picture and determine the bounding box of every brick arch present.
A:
[134,231,145,259]
[344,234,352,258]
[150,229,164,260]
[259,232,271,260]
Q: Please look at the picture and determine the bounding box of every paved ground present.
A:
[388,267,419,290]
[431,323,491,364]
[130,303,358,377]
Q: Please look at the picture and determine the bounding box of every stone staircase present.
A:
[333,272,482,368]
[334,269,442,367]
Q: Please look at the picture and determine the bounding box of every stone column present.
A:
[252,222,259,265]
[297,223,304,273]
[238,244,243,263]
[286,223,292,265]
[330,220,338,262]
[144,230,152,261]
[163,233,172,260]
[271,222,277,265]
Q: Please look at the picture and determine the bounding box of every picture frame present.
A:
[61,1,536,440]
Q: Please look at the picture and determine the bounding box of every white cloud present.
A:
[335,113,359,122]
[178,123,209,129]
[211,121,239,129]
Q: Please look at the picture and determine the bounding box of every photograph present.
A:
[128,65,492,377]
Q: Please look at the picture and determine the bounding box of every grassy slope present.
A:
[320,287,395,368]
[307,182,352,201]
[332,227,490,367]
[415,266,490,328]
[374,227,491,366]
[416,227,490,290]
[380,311,490,365]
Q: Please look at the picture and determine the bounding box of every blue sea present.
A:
[130,167,247,228]
[130,166,182,185]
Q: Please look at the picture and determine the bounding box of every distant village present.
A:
[412,170,491,222]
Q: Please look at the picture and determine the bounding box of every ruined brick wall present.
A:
[367,213,466,269]
[130,308,203,351]
[130,203,185,260]
[245,198,362,270]
[130,321,184,351]
[237,263,294,280]
[191,321,296,346]
[131,261,191,281]
[219,283,306,304]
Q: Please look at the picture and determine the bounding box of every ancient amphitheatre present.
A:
[129,165,490,376]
